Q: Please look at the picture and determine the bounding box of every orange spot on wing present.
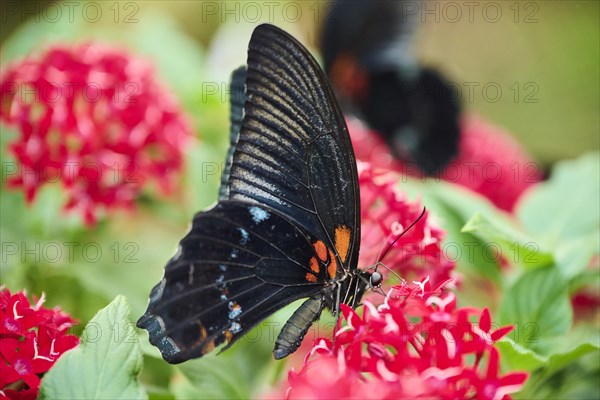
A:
[310,256,320,274]
[202,339,215,354]
[305,272,318,283]
[328,249,337,279]
[224,330,233,343]
[313,240,328,262]
[190,323,208,347]
[334,226,352,263]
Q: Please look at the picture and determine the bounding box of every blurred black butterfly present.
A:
[137,24,376,363]
[321,0,461,174]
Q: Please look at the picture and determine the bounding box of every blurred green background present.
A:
[1,1,598,398]
[2,0,597,166]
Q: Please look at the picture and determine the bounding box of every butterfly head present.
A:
[370,270,383,287]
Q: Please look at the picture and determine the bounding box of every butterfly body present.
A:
[138,24,367,364]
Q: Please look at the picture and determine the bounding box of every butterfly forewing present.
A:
[226,25,360,269]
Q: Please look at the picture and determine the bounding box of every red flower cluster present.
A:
[0,288,79,399]
[348,115,542,211]
[286,279,528,400]
[0,43,191,225]
[358,161,455,287]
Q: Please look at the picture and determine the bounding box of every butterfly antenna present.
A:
[376,207,427,264]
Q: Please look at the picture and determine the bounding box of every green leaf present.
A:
[517,152,600,243]
[170,319,275,400]
[173,357,248,400]
[516,152,600,278]
[554,232,600,279]
[497,337,599,375]
[498,266,572,347]
[400,179,505,283]
[545,342,600,376]
[510,341,600,400]
[40,296,147,400]
[462,213,553,269]
[499,333,599,400]
[138,355,176,400]
[497,338,546,372]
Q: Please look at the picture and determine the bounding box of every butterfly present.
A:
[321,0,461,174]
[137,23,381,364]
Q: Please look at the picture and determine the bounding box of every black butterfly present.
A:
[321,0,461,174]
[137,24,379,364]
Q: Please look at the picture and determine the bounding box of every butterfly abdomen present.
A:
[274,295,325,360]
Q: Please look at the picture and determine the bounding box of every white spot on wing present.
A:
[228,301,242,319]
[249,206,270,224]
[229,321,242,334]
[238,227,249,245]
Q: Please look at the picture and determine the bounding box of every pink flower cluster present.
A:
[0,43,191,225]
[348,115,542,211]
[0,288,79,399]
[286,279,528,400]
[451,116,542,211]
[358,161,455,287]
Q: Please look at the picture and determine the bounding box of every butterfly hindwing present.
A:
[138,201,333,363]
[219,67,247,200]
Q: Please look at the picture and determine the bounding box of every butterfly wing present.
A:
[224,24,361,271]
[138,201,329,363]
[219,66,246,200]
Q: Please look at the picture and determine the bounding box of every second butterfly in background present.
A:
[321,0,542,211]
